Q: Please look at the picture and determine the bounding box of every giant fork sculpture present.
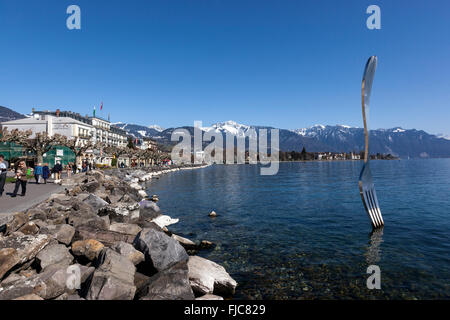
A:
[359,56,384,228]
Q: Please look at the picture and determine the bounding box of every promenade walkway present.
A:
[0,173,64,218]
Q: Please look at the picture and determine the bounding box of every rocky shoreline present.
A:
[0,164,237,300]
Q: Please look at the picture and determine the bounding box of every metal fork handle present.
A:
[361,56,377,163]
[362,79,369,163]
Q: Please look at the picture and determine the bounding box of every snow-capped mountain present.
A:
[113,122,165,139]
[437,134,450,140]
[148,125,164,132]
[201,120,252,137]
[290,125,450,158]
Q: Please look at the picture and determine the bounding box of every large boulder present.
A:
[36,243,74,270]
[187,256,237,297]
[80,178,100,193]
[4,212,29,235]
[86,249,136,300]
[83,194,109,213]
[73,226,136,247]
[139,200,161,221]
[133,226,189,272]
[0,234,50,279]
[111,241,144,266]
[0,263,93,300]
[139,261,195,300]
[39,224,75,245]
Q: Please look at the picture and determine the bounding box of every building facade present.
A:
[0,109,130,167]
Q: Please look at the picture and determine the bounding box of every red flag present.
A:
[100,102,103,110]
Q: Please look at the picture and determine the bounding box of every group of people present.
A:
[33,163,52,184]
[0,156,70,198]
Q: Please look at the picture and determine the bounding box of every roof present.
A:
[0,116,91,127]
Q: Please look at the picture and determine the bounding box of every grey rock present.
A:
[134,227,189,272]
[111,241,144,265]
[187,256,237,296]
[36,243,74,270]
[86,249,136,300]
[0,264,75,300]
[5,212,28,235]
[73,226,136,247]
[84,193,109,213]
[139,200,161,221]
[39,224,75,245]
[171,234,197,250]
[0,234,50,279]
[109,223,142,236]
[139,261,194,300]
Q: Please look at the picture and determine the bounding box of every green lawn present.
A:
[6,174,35,183]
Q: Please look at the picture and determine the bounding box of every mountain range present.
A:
[113,120,450,159]
[0,106,26,122]
[1,106,449,158]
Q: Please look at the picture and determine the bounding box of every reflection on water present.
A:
[365,228,384,265]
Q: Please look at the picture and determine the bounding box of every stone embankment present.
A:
[0,165,237,300]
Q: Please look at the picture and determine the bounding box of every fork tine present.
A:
[371,189,384,226]
[367,189,382,227]
[363,190,379,228]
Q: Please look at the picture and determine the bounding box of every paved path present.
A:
[0,173,64,217]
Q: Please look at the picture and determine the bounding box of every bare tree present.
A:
[58,136,103,166]
[0,128,67,164]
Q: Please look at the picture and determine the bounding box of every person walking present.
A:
[11,160,27,197]
[66,163,72,178]
[0,155,8,197]
[42,163,50,184]
[52,161,63,180]
[34,163,43,184]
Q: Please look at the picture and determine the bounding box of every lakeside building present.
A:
[0,109,130,167]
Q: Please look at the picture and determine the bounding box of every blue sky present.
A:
[0,0,449,135]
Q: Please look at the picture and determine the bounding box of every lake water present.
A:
[145,160,450,299]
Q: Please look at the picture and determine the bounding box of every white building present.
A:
[0,114,93,144]
[1,109,130,167]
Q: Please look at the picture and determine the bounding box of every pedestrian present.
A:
[52,161,63,180]
[11,160,27,197]
[34,163,43,184]
[42,163,50,184]
[82,162,87,172]
[66,163,72,178]
[0,155,8,197]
